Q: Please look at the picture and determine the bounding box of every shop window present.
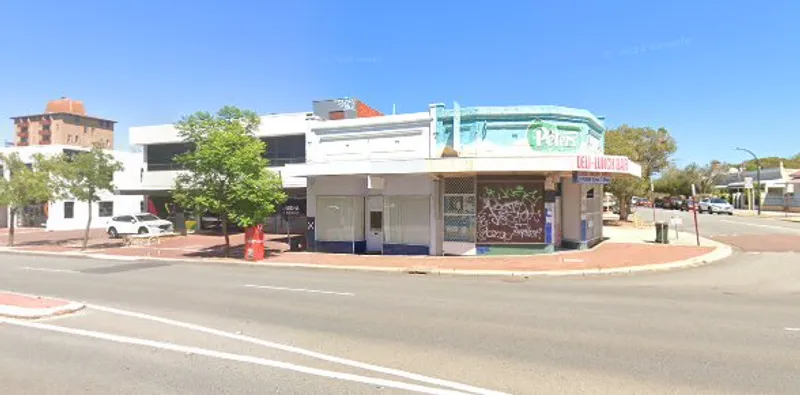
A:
[316,196,364,241]
[383,196,430,245]
[64,202,75,219]
[98,201,113,217]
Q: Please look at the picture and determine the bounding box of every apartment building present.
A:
[10,97,115,148]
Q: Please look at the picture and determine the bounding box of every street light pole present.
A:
[736,147,761,216]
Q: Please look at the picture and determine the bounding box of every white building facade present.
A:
[285,103,642,256]
[0,145,144,231]
[122,112,315,233]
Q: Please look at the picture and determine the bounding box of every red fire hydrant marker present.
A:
[244,225,265,261]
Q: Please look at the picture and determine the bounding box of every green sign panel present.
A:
[526,119,582,153]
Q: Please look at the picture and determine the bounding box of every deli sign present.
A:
[576,155,630,173]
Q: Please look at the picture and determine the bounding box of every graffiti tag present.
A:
[477,184,544,243]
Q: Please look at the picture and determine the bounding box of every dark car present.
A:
[680,199,695,211]
[670,198,684,210]
[654,198,665,208]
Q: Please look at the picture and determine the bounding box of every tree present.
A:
[0,153,59,246]
[172,106,287,257]
[605,125,677,220]
[50,146,124,250]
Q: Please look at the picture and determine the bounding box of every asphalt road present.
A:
[1,213,799,394]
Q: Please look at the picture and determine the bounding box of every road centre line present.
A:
[244,284,354,296]
[0,318,474,395]
[87,304,504,395]
[19,266,79,274]
[719,220,800,233]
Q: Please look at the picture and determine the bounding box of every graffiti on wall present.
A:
[476,183,545,243]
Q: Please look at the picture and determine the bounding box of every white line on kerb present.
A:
[244,284,354,296]
[0,318,469,395]
[19,266,79,274]
[785,327,800,332]
[87,304,504,395]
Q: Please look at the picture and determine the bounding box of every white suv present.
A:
[107,213,174,238]
[698,198,734,215]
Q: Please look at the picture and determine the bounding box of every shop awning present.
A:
[283,154,641,178]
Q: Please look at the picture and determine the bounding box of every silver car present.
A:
[698,198,734,215]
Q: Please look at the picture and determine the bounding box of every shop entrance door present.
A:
[365,196,384,253]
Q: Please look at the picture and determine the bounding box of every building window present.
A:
[98,201,113,217]
[67,135,72,143]
[64,202,75,219]
[329,110,345,120]
[260,135,306,167]
[145,143,192,171]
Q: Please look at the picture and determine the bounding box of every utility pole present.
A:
[736,147,761,216]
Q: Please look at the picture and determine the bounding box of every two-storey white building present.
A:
[0,145,144,231]
[284,103,642,256]
[121,98,386,233]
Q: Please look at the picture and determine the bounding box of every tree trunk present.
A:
[82,201,92,250]
[221,213,230,257]
[619,199,631,221]
[8,208,16,247]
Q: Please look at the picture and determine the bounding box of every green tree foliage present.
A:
[0,153,60,246]
[739,156,800,171]
[655,160,733,197]
[172,106,287,257]
[50,146,124,249]
[605,125,677,220]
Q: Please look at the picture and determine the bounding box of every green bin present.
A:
[655,222,670,244]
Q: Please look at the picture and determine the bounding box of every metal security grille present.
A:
[443,176,476,242]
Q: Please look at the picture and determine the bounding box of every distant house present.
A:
[714,162,798,211]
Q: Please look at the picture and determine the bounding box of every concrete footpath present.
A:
[0,291,84,319]
[0,223,732,277]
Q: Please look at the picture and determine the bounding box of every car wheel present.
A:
[728,212,733,215]
[138,227,149,235]
[107,227,119,239]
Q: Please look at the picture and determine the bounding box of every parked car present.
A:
[680,199,695,211]
[669,197,684,210]
[636,198,653,207]
[106,213,174,238]
[654,198,665,208]
[698,198,734,215]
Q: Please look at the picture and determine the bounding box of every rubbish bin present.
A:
[289,235,306,251]
[655,221,670,244]
[244,225,265,261]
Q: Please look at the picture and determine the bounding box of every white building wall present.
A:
[128,112,313,191]
[306,113,431,164]
[46,194,143,231]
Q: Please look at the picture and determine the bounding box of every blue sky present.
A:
[1,0,798,166]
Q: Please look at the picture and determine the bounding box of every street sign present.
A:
[744,177,754,189]
[669,216,683,227]
[691,184,697,197]
[787,183,795,195]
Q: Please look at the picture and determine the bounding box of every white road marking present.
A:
[785,327,800,332]
[87,304,504,395]
[244,284,354,296]
[19,266,79,274]
[719,220,800,233]
[0,318,473,395]
[563,259,584,263]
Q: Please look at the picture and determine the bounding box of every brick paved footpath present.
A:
[0,227,715,272]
